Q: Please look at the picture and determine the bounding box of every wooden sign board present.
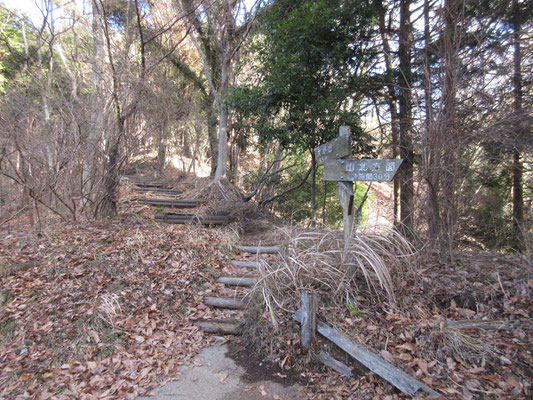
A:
[323,159,403,182]
[314,126,351,165]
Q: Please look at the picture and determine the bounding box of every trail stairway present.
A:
[127,177,230,226]
[197,245,281,335]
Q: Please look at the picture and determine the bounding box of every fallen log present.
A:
[196,320,243,335]
[216,276,257,287]
[293,309,441,398]
[236,245,280,254]
[204,296,246,309]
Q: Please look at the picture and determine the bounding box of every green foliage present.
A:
[0,7,32,91]
[243,152,369,227]
[458,144,515,250]
[229,0,377,154]
[345,303,361,317]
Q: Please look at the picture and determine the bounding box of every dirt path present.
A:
[137,344,304,400]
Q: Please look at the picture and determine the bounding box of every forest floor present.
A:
[0,175,532,399]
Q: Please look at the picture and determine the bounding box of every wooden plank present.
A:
[204,297,246,309]
[293,310,441,397]
[230,261,262,268]
[137,198,201,207]
[236,245,280,254]
[323,159,403,182]
[196,320,242,335]
[155,215,229,225]
[300,291,317,347]
[314,136,351,165]
[133,188,181,195]
[133,181,167,188]
[217,276,258,287]
[337,181,355,248]
[317,351,352,378]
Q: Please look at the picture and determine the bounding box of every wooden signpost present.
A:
[314,126,403,249]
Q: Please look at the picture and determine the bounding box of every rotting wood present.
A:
[204,296,246,309]
[236,245,280,254]
[217,276,257,287]
[293,309,441,397]
[317,351,352,378]
[196,320,242,335]
[300,291,317,347]
[230,261,262,268]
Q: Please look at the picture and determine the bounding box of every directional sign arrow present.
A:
[323,159,403,182]
[314,126,351,165]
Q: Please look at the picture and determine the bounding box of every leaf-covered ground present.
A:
[1,200,532,399]
[0,214,237,399]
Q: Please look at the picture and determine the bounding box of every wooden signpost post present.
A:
[314,126,403,249]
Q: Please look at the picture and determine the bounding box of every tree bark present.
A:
[512,0,524,250]
[375,0,401,227]
[310,151,317,228]
[398,0,414,237]
[422,0,441,246]
[82,0,105,207]
[438,0,461,260]
[206,101,218,176]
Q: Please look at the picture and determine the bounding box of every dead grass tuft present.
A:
[251,225,416,329]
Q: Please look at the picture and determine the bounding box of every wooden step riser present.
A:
[236,245,280,254]
[230,261,263,269]
[204,297,245,309]
[217,277,257,287]
[196,320,242,335]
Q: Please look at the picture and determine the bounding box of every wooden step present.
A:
[133,188,181,196]
[137,198,201,208]
[196,320,242,335]
[204,296,246,309]
[217,276,257,287]
[133,181,167,188]
[155,214,230,225]
[236,245,280,254]
[230,260,262,268]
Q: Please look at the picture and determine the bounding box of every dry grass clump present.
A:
[252,226,416,329]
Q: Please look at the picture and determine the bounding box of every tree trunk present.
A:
[82,0,105,206]
[99,119,123,217]
[214,57,230,181]
[311,151,317,228]
[512,0,524,250]
[398,0,414,237]
[375,0,401,227]
[206,100,218,177]
[438,0,461,261]
[422,0,441,246]
[156,129,166,177]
